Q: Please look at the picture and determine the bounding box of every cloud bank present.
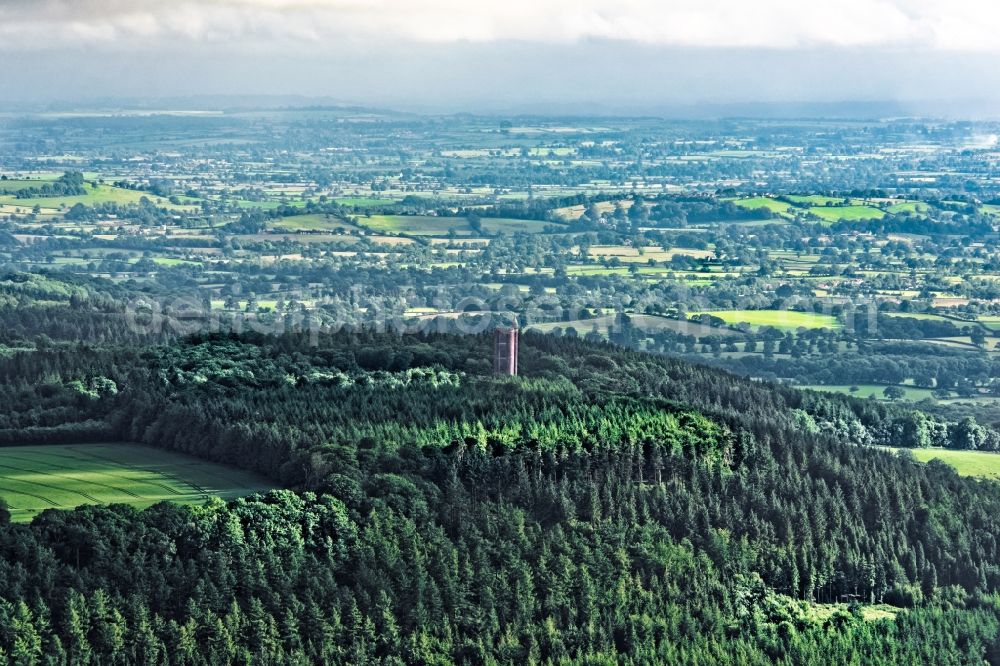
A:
[3,0,999,112]
[3,0,1000,52]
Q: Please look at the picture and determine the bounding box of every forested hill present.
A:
[1,331,1000,663]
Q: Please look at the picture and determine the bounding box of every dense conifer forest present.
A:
[0,329,999,663]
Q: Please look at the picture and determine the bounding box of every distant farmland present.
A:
[732,195,887,223]
[358,215,554,236]
[270,213,363,232]
[0,183,194,212]
[732,197,797,218]
[0,443,273,522]
[807,205,885,223]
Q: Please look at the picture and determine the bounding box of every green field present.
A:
[360,215,475,235]
[733,197,796,217]
[883,312,953,322]
[0,443,273,522]
[334,197,397,206]
[731,196,885,223]
[694,310,841,330]
[271,214,362,232]
[803,384,936,401]
[0,184,191,211]
[885,447,1000,481]
[784,195,846,206]
[587,245,714,262]
[807,205,885,223]
[480,218,557,233]
[359,215,551,236]
[0,177,60,193]
[566,265,689,277]
[885,201,929,215]
[233,199,306,210]
[149,257,202,267]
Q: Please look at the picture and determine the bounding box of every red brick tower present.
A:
[493,327,519,376]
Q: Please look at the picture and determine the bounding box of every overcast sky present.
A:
[4,0,1000,114]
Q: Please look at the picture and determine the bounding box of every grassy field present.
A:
[732,197,796,217]
[694,310,841,330]
[802,384,936,401]
[334,197,397,207]
[587,245,715,262]
[0,177,60,193]
[883,312,953,322]
[566,266,682,277]
[0,443,273,522]
[885,201,929,215]
[359,215,549,236]
[884,447,1000,481]
[784,195,846,206]
[730,196,885,223]
[271,214,362,232]
[976,316,1000,331]
[480,218,557,233]
[0,184,187,211]
[232,199,306,210]
[807,205,885,223]
[150,257,201,267]
[551,200,628,220]
[357,215,470,235]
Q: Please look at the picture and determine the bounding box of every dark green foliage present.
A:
[0,332,1000,662]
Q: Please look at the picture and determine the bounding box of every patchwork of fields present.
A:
[731,195,925,223]
[0,182,193,213]
[0,443,273,522]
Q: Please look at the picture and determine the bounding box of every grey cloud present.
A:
[0,0,998,51]
[1,1,998,112]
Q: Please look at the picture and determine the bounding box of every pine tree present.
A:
[63,592,92,666]
[10,602,41,666]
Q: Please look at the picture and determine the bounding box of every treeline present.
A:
[713,347,997,396]
[13,172,88,200]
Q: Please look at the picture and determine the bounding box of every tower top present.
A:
[492,327,519,376]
